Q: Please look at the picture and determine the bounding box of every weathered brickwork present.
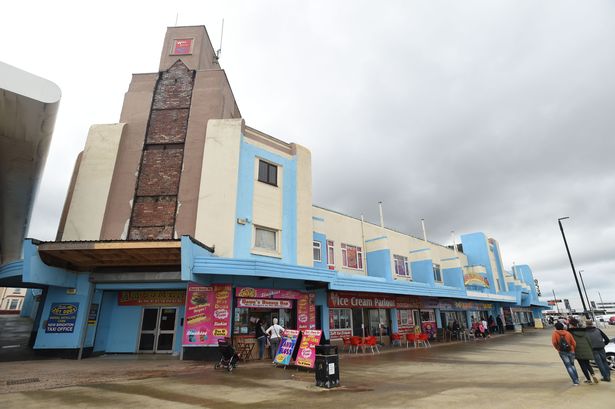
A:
[128,60,194,240]
[147,109,189,144]
[130,196,177,227]
[136,148,183,196]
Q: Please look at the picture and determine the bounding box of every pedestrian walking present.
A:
[266,317,285,362]
[551,322,580,386]
[568,318,599,384]
[585,320,611,382]
[254,319,268,360]
[496,315,505,334]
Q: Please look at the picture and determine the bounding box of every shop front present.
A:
[232,287,316,358]
[394,296,437,339]
[328,291,394,343]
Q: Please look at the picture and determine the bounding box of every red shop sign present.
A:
[328,292,396,309]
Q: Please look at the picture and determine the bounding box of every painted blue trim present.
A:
[365,236,387,243]
[181,236,213,281]
[233,137,298,264]
[95,282,187,290]
[0,260,23,281]
[312,232,327,269]
[366,249,392,281]
[22,240,77,287]
[410,260,435,285]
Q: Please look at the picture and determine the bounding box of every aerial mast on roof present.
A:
[216,19,225,60]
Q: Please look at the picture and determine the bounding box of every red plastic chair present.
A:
[405,333,417,348]
[350,336,364,353]
[417,333,431,348]
[342,337,352,353]
[391,332,402,347]
[364,336,380,354]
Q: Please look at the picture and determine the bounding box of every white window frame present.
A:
[313,241,322,262]
[393,254,410,278]
[327,240,335,267]
[433,263,443,283]
[398,309,414,326]
[341,243,363,270]
[252,225,281,258]
[331,308,352,330]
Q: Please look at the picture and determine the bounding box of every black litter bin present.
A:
[315,345,340,388]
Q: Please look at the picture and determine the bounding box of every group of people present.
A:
[551,318,611,386]
[254,318,285,362]
[448,314,505,340]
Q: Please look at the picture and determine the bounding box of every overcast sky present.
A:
[3,1,614,309]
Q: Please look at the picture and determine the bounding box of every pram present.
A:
[214,338,240,372]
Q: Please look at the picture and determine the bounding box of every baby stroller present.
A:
[214,338,240,372]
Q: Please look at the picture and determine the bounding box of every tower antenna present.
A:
[174,12,178,26]
[216,19,225,60]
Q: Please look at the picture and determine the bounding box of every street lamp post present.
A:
[557,217,588,314]
[578,270,595,321]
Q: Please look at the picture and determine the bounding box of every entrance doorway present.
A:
[138,307,177,353]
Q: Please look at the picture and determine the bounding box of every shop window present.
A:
[393,254,410,277]
[331,308,352,330]
[398,309,414,327]
[420,310,435,323]
[327,240,335,267]
[254,226,277,251]
[313,241,322,262]
[341,243,363,270]
[257,159,278,186]
[433,263,442,282]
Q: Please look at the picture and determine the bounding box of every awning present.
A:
[37,240,182,272]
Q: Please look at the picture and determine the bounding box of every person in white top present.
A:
[266,318,285,361]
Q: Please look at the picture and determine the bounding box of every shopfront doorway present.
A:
[138,307,177,353]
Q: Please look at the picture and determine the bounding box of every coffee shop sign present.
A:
[328,292,396,309]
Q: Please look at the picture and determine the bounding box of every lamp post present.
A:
[578,270,595,321]
[557,217,588,314]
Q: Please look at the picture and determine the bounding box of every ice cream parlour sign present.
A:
[328,292,396,309]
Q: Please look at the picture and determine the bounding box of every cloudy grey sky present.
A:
[3,1,614,309]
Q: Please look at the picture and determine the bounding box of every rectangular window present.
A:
[331,308,352,329]
[398,309,414,326]
[393,254,410,277]
[313,241,322,262]
[433,263,442,282]
[341,243,363,269]
[9,299,19,310]
[255,226,277,251]
[257,159,278,186]
[327,240,335,267]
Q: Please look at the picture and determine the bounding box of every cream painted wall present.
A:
[252,155,283,231]
[194,119,243,256]
[62,124,124,241]
[293,143,313,267]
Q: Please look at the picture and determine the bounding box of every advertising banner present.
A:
[421,321,437,339]
[87,303,99,325]
[297,294,310,331]
[46,303,79,333]
[172,38,193,55]
[463,273,490,288]
[295,330,322,368]
[182,283,231,346]
[235,287,304,300]
[118,290,185,306]
[237,298,292,309]
[308,293,316,330]
[330,329,352,339]
[274,329,300,365]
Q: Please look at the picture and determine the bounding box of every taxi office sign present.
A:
[46,303,79,333]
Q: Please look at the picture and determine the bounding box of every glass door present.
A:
[138,307,177,353]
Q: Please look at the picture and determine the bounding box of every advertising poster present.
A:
[297,294,309,331]
[46,303,79,333]
[182,283,231,346]
[308,293,316,330]
[274,329,300,365]
[87,303,99,325]
[235,287,303,300]
[421,321,437,339]
[295,329,322,368]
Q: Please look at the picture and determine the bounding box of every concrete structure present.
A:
[5,26,547,359]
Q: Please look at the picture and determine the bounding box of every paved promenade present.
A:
[1,327,613,408]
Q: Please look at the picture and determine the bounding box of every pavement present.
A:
[0,326,614,408]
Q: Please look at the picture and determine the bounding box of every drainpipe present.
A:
[78,281,95,360]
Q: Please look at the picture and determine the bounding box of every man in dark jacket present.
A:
[585,320,611,382]
[568,318,599,384]
[496,315,504,334]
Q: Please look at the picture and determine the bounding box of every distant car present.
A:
[606,338,615,371]
[609,316,615,325]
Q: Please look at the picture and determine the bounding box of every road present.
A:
[1,326,613,408]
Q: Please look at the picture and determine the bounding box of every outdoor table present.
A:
[236,342,254,361]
